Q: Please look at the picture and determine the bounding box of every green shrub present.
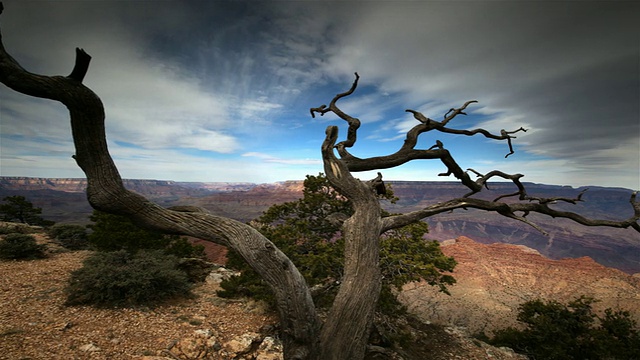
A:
[65,250,192,307]
[87,211,173,252]
[0,225,12,235]
[47,224,90,250]
[87,211,205,258]
[164,237,206,259]
[0,233,47,260]
[0,222,35,234]
[597,308,640,359]
[486,296,640,360]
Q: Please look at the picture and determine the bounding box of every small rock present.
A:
[206,267,240,284]
[61,322,73,331]
[193,328,213,337]
[171,329,219,359]
[79,343,100,352]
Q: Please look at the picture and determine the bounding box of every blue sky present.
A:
[0,1,638,189]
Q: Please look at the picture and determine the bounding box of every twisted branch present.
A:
[0,6,319,357]
[310,74,528,194]
[311,72,361,157]
[381,191,640,234]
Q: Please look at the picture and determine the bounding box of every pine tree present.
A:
[220,173,456,313]
[0,196,52,226]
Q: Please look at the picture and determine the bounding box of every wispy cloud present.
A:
[0,1,637,189]
[243,152,321,166]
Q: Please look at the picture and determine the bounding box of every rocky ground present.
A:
[0,231,525,360]
[0,246,283,360]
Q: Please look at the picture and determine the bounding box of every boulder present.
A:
[222,332,260,355]
[255,336,283,360]
[169,329,220,359]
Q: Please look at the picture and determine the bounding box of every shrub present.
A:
[0,222,36,234]
[164,237,206,259]
[47,224,90,250]
[486,296,640,360]
[0,233,47,260]
[87,211,173,252]
[65,250,192,307]
[87,211,205,258]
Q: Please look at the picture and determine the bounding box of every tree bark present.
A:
[314,126,383,359]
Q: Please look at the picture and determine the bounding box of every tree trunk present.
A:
[315,126,384,359]
[316,195,382,360]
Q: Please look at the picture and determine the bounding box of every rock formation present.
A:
[400,236,640,335]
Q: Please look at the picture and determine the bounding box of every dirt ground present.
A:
[0,249,275,360]
[0,231,525,360]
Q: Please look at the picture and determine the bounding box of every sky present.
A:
[0,1,638,189]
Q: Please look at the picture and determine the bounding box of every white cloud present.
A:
[1,2,240,155]
[242,152,322,166]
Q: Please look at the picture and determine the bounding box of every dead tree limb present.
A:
[381,191,640,234]
[311,75,640,237]
[0,7,319,358]
[310,73,528,192]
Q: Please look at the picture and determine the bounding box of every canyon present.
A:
[400,236,640,335]
[1,176,638,274]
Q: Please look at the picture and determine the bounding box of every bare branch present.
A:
[311,73,361,157]
[368,172,387,195]
[441,100,478,125]
[402,101,479,150]
[466,168,589,205]
[311,78,526,192]
[464,169,526,198]
[381,193,640,234]
[68,48,91,82]
[380,167,639,235]
[497,209,549,236]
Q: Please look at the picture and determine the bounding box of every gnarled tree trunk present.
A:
[313,128,384,359]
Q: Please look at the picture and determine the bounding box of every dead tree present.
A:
[0,4,638,359]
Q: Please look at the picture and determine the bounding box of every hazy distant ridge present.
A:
[1,176,638,273]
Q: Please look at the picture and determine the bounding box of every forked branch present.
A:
[310,74,528,194]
